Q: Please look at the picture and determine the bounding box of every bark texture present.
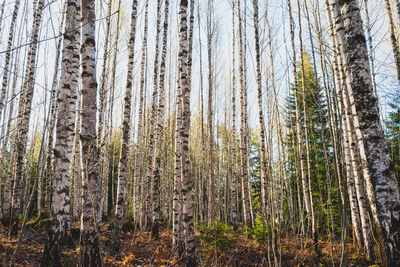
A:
[79,0,101,265]
[177,0,196,265]
[41,0,80,264]
[337,0,400,264]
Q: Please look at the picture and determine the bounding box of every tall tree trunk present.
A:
[340,86,364,249]
[42,16,65,217]
[97,0,113,146]
[230,0,238,227]
[343,79,374,258]
[173,38,184,258]
[113,0,138,247]
[41,0,80,264]
[332,6,375,250]
[144,0,162,232]
[196,0,206,225]
[324,0,349,237]
[177,0,196,265]
[98,0,113,220]
[106,0,121,223]
[337,0,400,264]
[152,0,170,240]
[206,0,215,226]
[237,0,250,227]
[133,0,149,223]
[79,0,101,265]
[252,0,268,216]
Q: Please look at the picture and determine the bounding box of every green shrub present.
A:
[197,222,238,251]
[242,216,269,245]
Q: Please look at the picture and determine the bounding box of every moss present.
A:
[29,217,52,233]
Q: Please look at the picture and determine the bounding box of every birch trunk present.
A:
[324,0,348,231]
[338,40,374,256]
[237,0,250,227]
[177,0,196,264]
[337,0,400,264]
[340,87,363,249]
[98,0,113,220]
[173,46,184,256]
[41,0,80,264]
[230,0,238,227]
[206,0,215,226]
[152,0,170,240]
[41,20,64,217]
[133,0,149,223]
[97,0,113,145]
[79,0,101,264]
[252,0,268,216]
[113,0,138,247]
[105,0,121,222]
[143,0,162,232]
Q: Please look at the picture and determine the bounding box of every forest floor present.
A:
[0,221,376,266]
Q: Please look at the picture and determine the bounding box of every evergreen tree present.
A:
[286,52,334,234]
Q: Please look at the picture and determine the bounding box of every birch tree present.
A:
[337,0,400,264]
[230,0,238,228]
[79,0,101,264]
[177,0,196,264]
[206,0,215,226]
[113,0,138,248]
[41,0,80,263]
[152,0,170,240]
[145,0,162,232]
[133,0,149,223]
[252,0,268,215]
[237,0,250,227]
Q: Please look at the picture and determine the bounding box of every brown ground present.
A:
[0,223,376,266]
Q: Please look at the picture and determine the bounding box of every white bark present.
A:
[79,0,101,264]
[336,0,400,264]
[113,0,138,246]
